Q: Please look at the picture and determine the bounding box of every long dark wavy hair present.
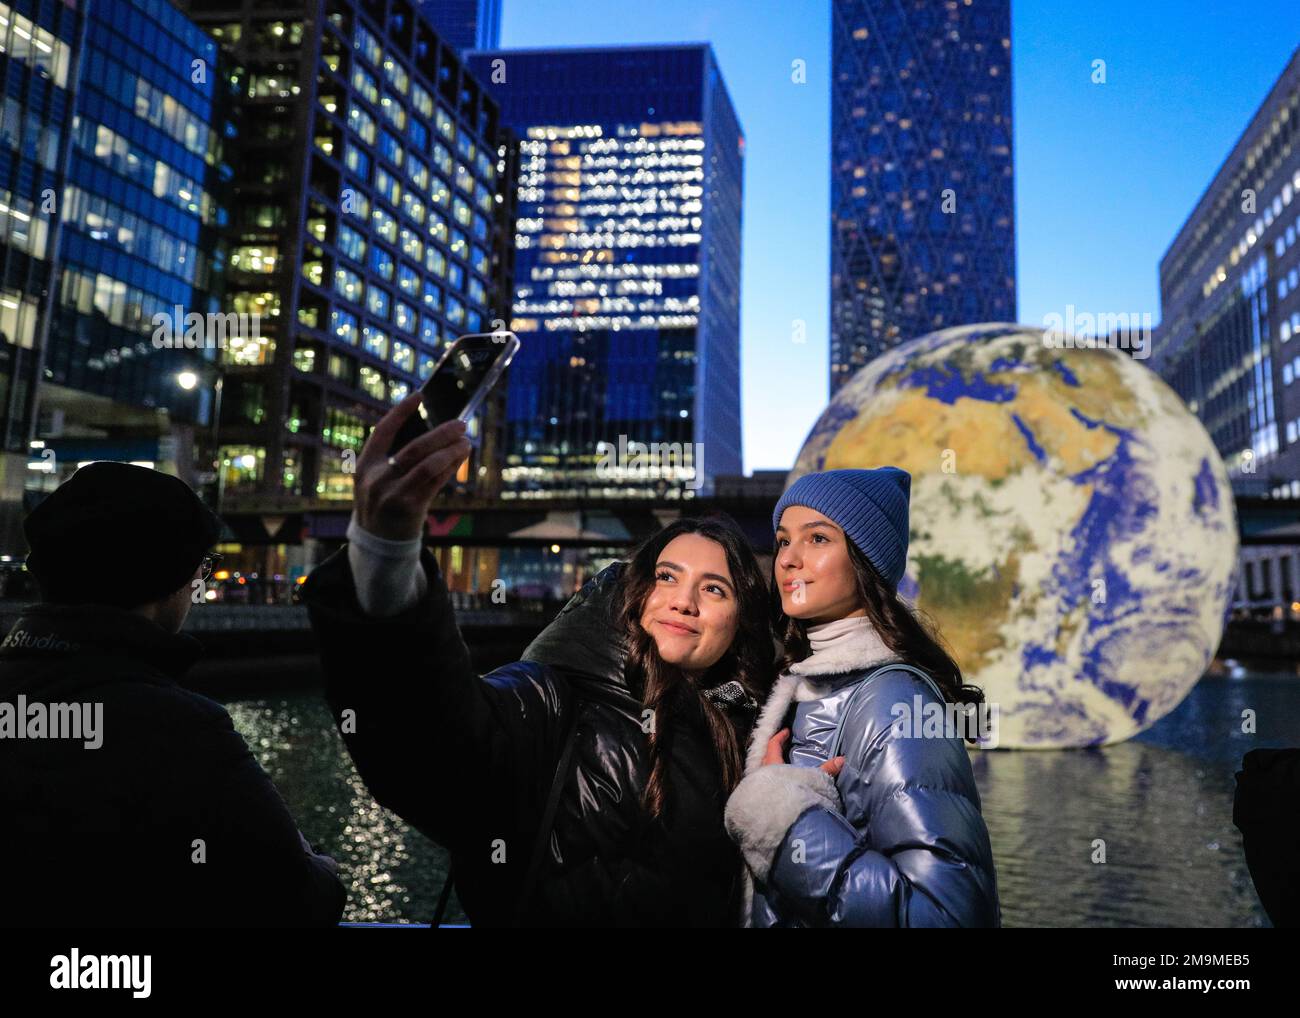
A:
[773,526,985,741]
[615,512,775,821]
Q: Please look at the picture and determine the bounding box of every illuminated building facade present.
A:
[37,0,231,486]
[468,44,744,499]
[830,0,1016,393]
[1154,47,1300,498]
[2,0,231,553]
[178,0,517,510]
[0,0,80,548]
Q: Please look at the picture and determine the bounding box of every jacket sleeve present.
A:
[725,679,998,927]
[300,546,571,859]
[153,695,347,927]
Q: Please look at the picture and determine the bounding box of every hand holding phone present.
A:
[354,397,471,541]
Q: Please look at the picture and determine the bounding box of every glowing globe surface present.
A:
[789,324,1239,748]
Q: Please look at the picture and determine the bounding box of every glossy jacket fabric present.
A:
[302,550,750,927]
[724,628,1000,927]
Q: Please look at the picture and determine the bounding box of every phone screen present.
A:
[425,340,504,422]
[386,332,520,456]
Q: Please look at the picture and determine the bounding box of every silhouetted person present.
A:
[1235,748,1300,927]
[0,463,345,927]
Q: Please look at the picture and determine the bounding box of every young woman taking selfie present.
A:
[724,466,1001,927]
[302,393,775,926]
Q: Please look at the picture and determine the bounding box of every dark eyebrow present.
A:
[774,521,838,534]
[656,560,735,593]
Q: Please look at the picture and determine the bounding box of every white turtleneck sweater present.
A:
[784,614,898,682]
[795,616,877,666]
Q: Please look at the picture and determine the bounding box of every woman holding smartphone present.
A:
[723,467,1001,927]
[302,393,775,926]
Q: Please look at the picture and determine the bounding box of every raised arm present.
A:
[301,394,571,859]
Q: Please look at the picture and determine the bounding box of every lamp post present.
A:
[176,366,224,513]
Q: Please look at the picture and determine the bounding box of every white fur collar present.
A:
[744,616,900,775]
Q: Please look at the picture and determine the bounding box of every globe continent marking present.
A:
[790,323,1239,749]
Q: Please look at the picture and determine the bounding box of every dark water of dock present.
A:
[226,666,1299,927]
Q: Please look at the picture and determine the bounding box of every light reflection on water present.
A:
[225,701,464,925]
[227,670,1296,927]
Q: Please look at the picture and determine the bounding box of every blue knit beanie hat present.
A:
[772,467,911,590]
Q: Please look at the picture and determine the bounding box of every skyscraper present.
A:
[40,0,232,483]
[0,0,80,549]
[176,0,517,513]
[830,0,1016,393]
[1,0,231,553]
[419,0,500,55]
[1154,46,1300,498]
[467,44,744,499]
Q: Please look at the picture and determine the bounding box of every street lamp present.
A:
[175,366,225,512]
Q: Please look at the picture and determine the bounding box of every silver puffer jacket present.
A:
[724,625,1000,928]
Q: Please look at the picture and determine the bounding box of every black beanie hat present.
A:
[24,462,224,609]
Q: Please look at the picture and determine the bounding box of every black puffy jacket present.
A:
[302,550,754,927]
[0,604,346,927]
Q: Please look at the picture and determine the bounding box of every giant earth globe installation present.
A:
[788,324,1239,749]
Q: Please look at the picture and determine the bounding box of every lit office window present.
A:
[394,301,415,334]
[397,264,419,296]
[338,223,367,263]
[399,227,422,261]
[412,83,433,120]
[362,326,389,361]
[422,279,442,309]
[380,92,406,130]
[436,107,455,140]
[372,206,397,243]
[349,104,376,144]
[352,66,378,104]
[231,245,277,273]
[331,308,358,345]
[353,23,382,67]
[382,58,409,95]
[334,267,364,303]
[368,244,394,280]
[345,143,370,180]
[360,364,385,399]
[367,285,390,320]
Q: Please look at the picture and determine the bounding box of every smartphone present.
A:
[386,330,521,456]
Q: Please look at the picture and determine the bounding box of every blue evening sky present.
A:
[498,1,1300,473]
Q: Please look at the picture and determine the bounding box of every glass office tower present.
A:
[178,0,516,509]
[0,0,80,551]
[1154,47,1300,498]
[467,44,744,499]
[419,0,500,55]
[830,0,1016,393]
[39,0,231,479]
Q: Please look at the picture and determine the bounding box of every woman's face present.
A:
[774,505,866,624]
[638,532,740,677]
